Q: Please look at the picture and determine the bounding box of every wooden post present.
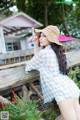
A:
[22,85,32,101]
[9,58,11,64]
[19,57,21,62]
[24,56,26,61]
[12,88,15,103]
[29,82,43,100]
[14,57,16,63]
[0,96,10,105]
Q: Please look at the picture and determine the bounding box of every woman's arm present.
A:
[25,50,43,72]
[25,33,43,73]
[33,33,40,55]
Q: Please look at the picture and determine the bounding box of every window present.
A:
[6,42,21,51]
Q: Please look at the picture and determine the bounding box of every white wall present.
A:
[20,39,27,50]
[0,26,6,53]
[26,27,34,49]
[4,36,19,43]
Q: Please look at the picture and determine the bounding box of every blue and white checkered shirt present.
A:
[25,45,80,104]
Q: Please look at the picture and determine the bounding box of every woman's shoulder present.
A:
[39,47,52,57]
[39,48,49,54]
[39,49,45,55]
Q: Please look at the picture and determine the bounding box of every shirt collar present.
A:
[45,45,51,49]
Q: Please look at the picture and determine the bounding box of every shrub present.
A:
[67,66,80,88]
[0,95,42,120]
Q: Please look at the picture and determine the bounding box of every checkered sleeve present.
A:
[25,50,43,73]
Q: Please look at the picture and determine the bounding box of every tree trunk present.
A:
[61,2,69,35]
[16,0,26,12]
[44,3,48,26]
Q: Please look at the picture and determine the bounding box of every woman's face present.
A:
[39,33,50,47]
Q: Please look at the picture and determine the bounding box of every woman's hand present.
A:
[33,33,39,45]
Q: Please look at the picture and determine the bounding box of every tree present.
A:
[0,0,15,16]
[61,0,70,35]
[0,0,79,38]
[59,0,80,38]
[26,0,62,27]
[16,0,26,12]
[66,4,80,38]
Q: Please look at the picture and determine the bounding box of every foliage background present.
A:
[0,0,80,38]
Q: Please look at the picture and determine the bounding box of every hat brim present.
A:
[34,29,43,33]
[34,28,63,46]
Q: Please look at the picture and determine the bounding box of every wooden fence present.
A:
[0,49,34,65]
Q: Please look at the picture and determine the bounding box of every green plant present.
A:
[42,105,57,120]
[37,100,58,120]
[67,66,80,88]
[1,67,80,120]
[0,95,42,120]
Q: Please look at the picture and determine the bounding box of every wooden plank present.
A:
[0,59,40,95]
[0,65,39,91]
[0,61,27,70]
[0,50,80,94]
[0,49,34,59]
[66,50,80,68]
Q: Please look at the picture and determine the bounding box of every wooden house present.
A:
[0,12,43,53]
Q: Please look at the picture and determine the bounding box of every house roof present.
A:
[0,12,43,35]
[58,35,75,41]
[0,12,43,27]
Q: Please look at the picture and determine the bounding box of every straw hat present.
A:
[34,25,63,46]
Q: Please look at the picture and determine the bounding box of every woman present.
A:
[25,25,80,120]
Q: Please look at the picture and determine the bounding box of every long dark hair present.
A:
[50,43,68,75]
[38,32,67,74]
